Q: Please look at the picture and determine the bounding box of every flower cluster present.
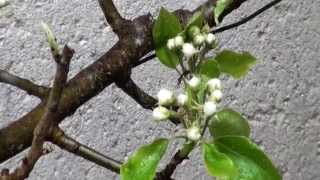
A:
[152,76,223,142]
[166,26,216,58]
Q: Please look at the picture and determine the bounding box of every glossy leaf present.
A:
[215,136,282,180]
[153,8,182,68]
[209,108,250,138]
[216,50,257,79]
[214,0,233,24]
[198,59,220,78]
[202,143,238,178]
[120,139,169,180]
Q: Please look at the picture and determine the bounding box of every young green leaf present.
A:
[214,0,233,24]
[120,138,169,180]
[153,8,182,68]
[198,59,220,79]
[215,50,257,79]
[209,108,250,138]
[202,143,238,178]
[215,136,282,180]
[185,11,205,40]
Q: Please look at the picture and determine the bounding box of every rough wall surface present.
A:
[0,0,319,179]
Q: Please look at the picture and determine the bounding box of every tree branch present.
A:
[0,45,74,180]
[156,142,195,180]
[116,77,157,110]
[0,0,249,164]
[51,127,122,173]
[98,0,130,36]
[0,70,49,99]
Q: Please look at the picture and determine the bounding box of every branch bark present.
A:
[0,0,249,166]
[0,70,49,99]
[51,127,122,173]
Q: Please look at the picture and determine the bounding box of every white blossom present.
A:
[206,33,216,44]
[174,36,184,47]
[187,76,201,90]
[203,101,217,117]
[0,0,8,7]
[182,43,197,58]
[207,78,222,92]
[194,34,205,45]
[187,126,201,141]
[210,89,223,102]
[167,38,175,50]
[177,94,188,106]
[152,106,170,121]
[157,89,175,105]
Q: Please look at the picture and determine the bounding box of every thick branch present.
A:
[51,127,122,173]
[98,0,129,36]
[116,77,157,110]
[0,70,49,99]
[0,0,249,164]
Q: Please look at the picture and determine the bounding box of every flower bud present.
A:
[152,106,170,121]
[203,101,217,117]
[174,36,184,47]
[187,76,201,90]
[194,34,205,45]
[182,43,197,58]
[187,126,201,141]
[177,94,188,106]
[207,78,222,92]
[167,38,175,50]
[209,89,223,102]
[206,33,216,44]
[157,89,175,106]
[188,26,201,37]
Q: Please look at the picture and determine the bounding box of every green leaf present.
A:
[185,11,205,40]
[209,108,250,138]
[120,139,169,180]
[215,136,281,180]
[153,8,182,68]
[155,46,180,68]
[216,50,257,79]
[202,143,238,178]
[196,75,209,104]
[214,0,233,24]
[153,8,182,46]
[198,59,220,79]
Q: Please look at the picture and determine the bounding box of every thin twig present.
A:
[51,127,122,173]
[211,0,282,34]
[0,70,49,99]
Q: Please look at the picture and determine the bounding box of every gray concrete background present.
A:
[0,0,319,179]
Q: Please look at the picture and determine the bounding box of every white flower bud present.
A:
[0,0,8,7]
[182,43,197,58]
[187,126,201,141]
[187,76,201,90]
[152,106,170,121]
[177,94,188,106]
[203,101,217,117]
[194,34,205,45]
[206,33,216,44]
[207,78,222,92]
[167,38,175,50]
[210,89,223,102]
[157,89,175,106]
[174,36,184,47]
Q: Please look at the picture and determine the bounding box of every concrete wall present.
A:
[0,0,319,179]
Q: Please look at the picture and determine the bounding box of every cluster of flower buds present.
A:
[152,76,223,142]
[166,26,217,58]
